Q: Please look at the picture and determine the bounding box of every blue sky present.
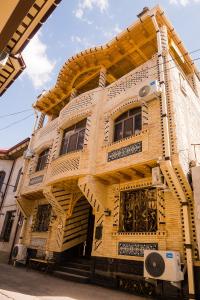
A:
[0,0,200,148]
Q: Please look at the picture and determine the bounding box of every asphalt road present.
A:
[0,263,150,300]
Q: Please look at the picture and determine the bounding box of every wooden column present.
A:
[99,67,107,88]
[70,88,77,100]
[37,113,45,130]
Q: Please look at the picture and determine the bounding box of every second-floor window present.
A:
[60,119,87,155]
[114,107,142,142]
[36,149,49,172]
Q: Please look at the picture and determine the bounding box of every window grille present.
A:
[119,188,157,233]
[33,204,51,232]
[60,119,87,155]
[114,108,141,142]
[36,149,49,172]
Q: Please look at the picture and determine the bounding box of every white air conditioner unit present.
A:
[12,244,27,261]
[144,250,184,282]
[0,51,9,69]
[23,149,34,159]
[139,80,161,101]
[152,166,166,188]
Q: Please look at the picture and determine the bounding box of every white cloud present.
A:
[103,24,122,39]
[22,33,55,89]
[169,0,200,5]
[71,35,94,52]
[74,0,109,20]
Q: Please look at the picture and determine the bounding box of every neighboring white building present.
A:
[0,138,29,263]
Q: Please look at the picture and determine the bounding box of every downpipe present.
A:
[151,14,196,300]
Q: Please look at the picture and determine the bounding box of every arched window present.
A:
[114,107,141,142]
[60,118,87,155]
[36,149,49,172]
[13,168,22,192]
[0,171,6,192]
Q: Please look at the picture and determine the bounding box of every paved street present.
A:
[0,263,150,300]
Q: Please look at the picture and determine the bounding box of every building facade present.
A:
[16,6,200,299]
[0,138,29,263]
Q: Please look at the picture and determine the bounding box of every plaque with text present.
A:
[29,175,44,185]
[118,242,158,257]
[108,142,142,162]
[30,237,46,249]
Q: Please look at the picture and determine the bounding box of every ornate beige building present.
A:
[16,6,200,299]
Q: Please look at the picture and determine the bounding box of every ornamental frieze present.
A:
[107,141,142,162]
[118,242,158,257]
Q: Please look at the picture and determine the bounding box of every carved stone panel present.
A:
[107,141,142,162]
[118,242,158,257]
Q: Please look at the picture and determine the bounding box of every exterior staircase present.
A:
[53,257,92,284]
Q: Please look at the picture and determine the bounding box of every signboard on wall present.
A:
[108,142,142,162]
[29,175,44,185]
[30,237,46,249]
[118,242,158,257]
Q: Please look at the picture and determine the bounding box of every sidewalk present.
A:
[0,263,150,300]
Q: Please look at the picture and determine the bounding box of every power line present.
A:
[0,114,33,132]
[0,108,32,118]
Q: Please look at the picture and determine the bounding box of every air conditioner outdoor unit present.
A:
[139,80,161,101]
[12,244,27,262]
[144,250,184,282]
[23,149,34,159]
[0,51,9,69]
[152,166,166,188]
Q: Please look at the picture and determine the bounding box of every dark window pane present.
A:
[75,119,87,130]
[77,129,85,150]
[0,171,6,192]
[114,122,123,141]
[134,114,142,133]
[115,111,128,122]
[0,211,15,242]
[36,149,49,171]
[60,119,87,155]
[124,118,133,138]
[129,107,141,116]
[67,133,78,152]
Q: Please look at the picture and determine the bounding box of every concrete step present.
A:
[53,270,90,283]
[62,261,91,271]
[58,266,91,277]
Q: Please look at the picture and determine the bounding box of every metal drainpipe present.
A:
[150,14,195,299]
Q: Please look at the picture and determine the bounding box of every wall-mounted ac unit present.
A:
[144,250,184,282]
[12,244,27,262]
[139,80,161,101]
[152,166,164,186]
[0,51,9,69]
[23,149,34,159]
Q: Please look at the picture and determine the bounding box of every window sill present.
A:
[103,129,148,149]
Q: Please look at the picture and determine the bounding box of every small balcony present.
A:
[33,117,58,150]
[45,148,89,185]
[20,169,46,195]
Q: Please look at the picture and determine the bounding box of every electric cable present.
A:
[0,109,32,118]
[0,113,33,132]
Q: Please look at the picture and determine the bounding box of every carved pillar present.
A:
[37,113,45,130]
[99,67,107,88]
[70,88,77,100]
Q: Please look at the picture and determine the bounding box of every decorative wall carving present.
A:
[29,175,44,185]
[118,242,158,257]
[51,157,80,177]
[108,141,142,162]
